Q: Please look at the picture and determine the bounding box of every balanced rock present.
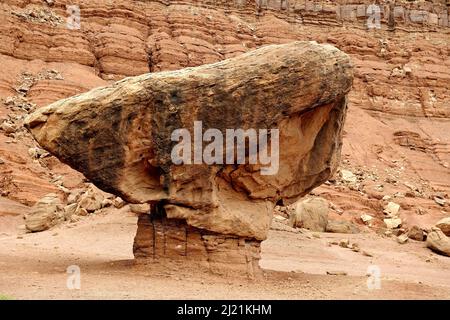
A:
[25,41,353,275]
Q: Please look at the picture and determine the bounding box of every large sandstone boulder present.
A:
[25,41,353,275]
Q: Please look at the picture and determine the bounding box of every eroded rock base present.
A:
[133,206,262,278]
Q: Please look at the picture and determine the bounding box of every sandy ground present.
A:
[0,209,449,300]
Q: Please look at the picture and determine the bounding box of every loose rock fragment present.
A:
[0,122,16,134]
[28,147,48,159]
[75,207,88,217]
[384,217,402,229]
[289,197,329,232]
[435,217,450,236]
[77,186,104,213]
[384,201,400,217]
[326,220,359,234]
[340,169,357,184]
[25,194,63,232]
[326,271,348,276]
[339,239,350,248]
[67,189,83,205]
[408,225,425,241]
[101,198,113,208]
[361,214,373,224]
[63,203,77,220]
[397,234,409,244]
[130,203,151,214]
[434,197,446,206]
[416,207,427,215]
[112,197,125,209]
[362,250,373,257]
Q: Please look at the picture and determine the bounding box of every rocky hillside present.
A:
[0,0,449,239]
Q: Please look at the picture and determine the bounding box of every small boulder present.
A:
[101,198,113,208]
[289,197,328,232]
[28,147,48,159]
[112,196,125,209]
[360,214,373,225]
[340,169,356,184]
[350,242,360,252]
[25,194,63,232]
[0,122,16,134]
[435,217,450,236]
[338,239,350,248]
[396,234,409,244]
[77,185,104,212]
[63,203,77,220]
[326,220,359,234]
[384,217,402,229]
[130,203,151,214]
[75,206,88,216]
[434,197,446,207]
[416,207,427,215]
[408,225,425,241]
[384,201,400,217]
[426,228,450,257]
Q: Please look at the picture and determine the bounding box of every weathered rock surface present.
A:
[26,41,352,273]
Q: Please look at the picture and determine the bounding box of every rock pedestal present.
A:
[133,204,262,277]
